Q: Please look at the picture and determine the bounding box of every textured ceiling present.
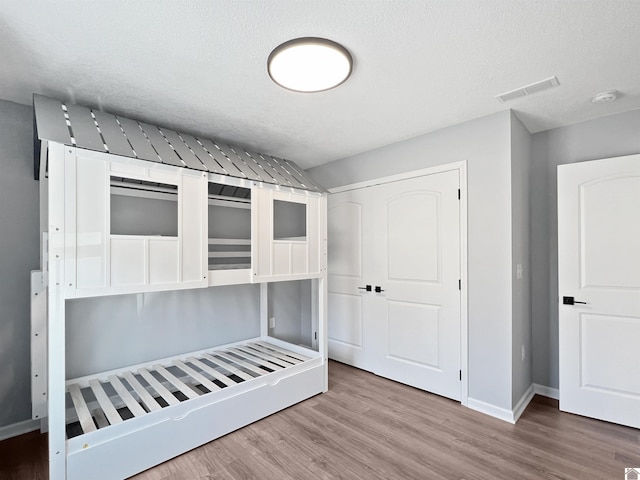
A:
[1,1,639,169]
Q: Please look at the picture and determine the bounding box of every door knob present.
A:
[563,296,587,305]
[375,286,385,293]
[358,285,372,292]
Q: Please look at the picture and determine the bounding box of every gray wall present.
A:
[268,280,313,347]
[309,111,516,410]
[530,107,640,389]
[510,112,533,406]
[0,100,40,428]
[66,285,260,378]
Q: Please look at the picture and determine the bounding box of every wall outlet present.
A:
[269,317,276,329]
[516,263,523,280]
[521,345,526,361]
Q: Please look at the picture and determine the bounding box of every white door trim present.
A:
[328,161,469,406]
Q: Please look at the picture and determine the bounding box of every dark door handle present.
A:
[375,286,385,293]
[563,296,587,305]
[358,285,372,292]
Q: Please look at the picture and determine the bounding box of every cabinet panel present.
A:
[291,243,308,275]
[111,238,145,286]
[149,239,179,284]
[253,186,324,282]
[181,172,207,284]
[75,157,108,289]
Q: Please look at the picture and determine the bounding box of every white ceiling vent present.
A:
[495,76,560,103]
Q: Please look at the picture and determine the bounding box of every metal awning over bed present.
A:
[33,94,325,192]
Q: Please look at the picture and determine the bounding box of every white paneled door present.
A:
[558,154,640,429]
[328,169,461,401]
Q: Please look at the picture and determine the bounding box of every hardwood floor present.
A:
[1,360,638,479]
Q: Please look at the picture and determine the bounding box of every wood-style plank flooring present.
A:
[1,360,638,479]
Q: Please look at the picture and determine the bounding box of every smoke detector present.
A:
[592,90,620,103]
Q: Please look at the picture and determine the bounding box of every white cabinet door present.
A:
[558,154,640,428]
[328,169,461,401]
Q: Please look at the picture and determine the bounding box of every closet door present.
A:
[371,170,461,401]
[327,188,375,369]
[328,169,461,401]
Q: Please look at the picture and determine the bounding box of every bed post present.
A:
[47,142,67,480]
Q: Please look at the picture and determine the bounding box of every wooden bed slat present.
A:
[173,360,222,392]
[92,408,109,429]
[212,351,268,376]
[137,368,180,406]
[229,347,286,370]
[68,385,97,434]
[187,356,240,384]
[107,375,147,417]
[197,354,253,382]
[153,365,200,400]
[237,345,291,368]
[208,238,251,245]
[89,379,123,426]
[254,341,310,362]
[208,251,251,258]
[248,343,302,364]
[122,372,162,412]
[208,263,251,270]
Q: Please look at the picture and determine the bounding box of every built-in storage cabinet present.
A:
[64,148,207,297]
[253,187,326,282]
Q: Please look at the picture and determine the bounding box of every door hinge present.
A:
[457,189,461,200]
[459,370,462,381]
[458,279,461,290]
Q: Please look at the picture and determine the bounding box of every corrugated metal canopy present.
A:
[33,94,325,192]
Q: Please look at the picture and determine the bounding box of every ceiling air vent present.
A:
[495,76,560,103]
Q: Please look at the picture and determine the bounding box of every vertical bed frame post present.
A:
[47,142,67,480]
[260,283,269,337]
[319,194,328,392]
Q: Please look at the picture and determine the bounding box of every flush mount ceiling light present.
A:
[268,38,352,93]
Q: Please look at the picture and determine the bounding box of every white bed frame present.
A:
[33,138,327,480]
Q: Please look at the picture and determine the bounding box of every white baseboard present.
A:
[534,383,559,400]
[0,418,41,442]
[467,397,517,424]
[467,383,535,424]
[512,384,535,423]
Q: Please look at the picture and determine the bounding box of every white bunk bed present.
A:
[31,95,328,480]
